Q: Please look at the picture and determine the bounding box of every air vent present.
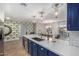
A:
[20,3,27,7]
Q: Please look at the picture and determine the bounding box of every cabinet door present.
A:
[37,45,48,56]
[48,50,59,56]
[67,3,79,31]
[28,40,38,56]
[28,40,33,55]
[67,3,73,30]
[32,42,38,56]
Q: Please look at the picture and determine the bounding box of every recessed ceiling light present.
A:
[6,17,10,19]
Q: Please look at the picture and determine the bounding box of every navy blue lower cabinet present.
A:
[27,39,29,52]
[37,45,48,56]
[32,42,38,56]
[47,50,59,56]
[28,40,38,56]
[28,40,59,56]
[28,40,33,55]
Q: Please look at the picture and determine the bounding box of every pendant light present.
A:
[39,11,44,20]
[52,3,63,19]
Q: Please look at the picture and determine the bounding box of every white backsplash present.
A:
[0,5,4,22]
[69,31,79,47]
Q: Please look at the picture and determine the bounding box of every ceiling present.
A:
[2,3,67,23]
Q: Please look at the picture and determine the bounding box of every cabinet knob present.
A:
[33,43,36,45]
[41,48,43,50]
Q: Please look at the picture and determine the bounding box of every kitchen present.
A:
[0,3,79,56]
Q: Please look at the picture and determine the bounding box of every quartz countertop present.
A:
[23,34,79,56]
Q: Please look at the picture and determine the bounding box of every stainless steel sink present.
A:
[32,37,44,41]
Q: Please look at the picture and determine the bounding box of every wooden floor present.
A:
[4,40,30,56]
[0,41,4,56]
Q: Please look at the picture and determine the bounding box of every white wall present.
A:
[0,4,4,22]
[20,24,26,37]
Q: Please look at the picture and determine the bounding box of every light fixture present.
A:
[39,11,45,20]
[33,16,36,19]
[32,16,36,23]
[55,11,58,16]
[6,17,10,20]
[39,11,44,17]
[55,11,58,18]
[52,3,63,8]
[52,3,63,18]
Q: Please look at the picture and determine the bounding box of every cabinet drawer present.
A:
[28,40,32,55]
[28,40,59,56]
[37,45,48,56]
[48,51,59,56]
[32,42,38,56]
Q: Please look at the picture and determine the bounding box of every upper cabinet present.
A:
[67,3,79,31]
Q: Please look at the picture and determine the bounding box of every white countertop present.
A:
[23,34,79,56]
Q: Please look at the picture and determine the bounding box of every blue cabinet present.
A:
[28,40,33,55]
[37,45,48,56]
[28,40,38,56]
[32,42,38,56]
[47,51,59,56]
[28,39,59,56]
[67,3,79,31]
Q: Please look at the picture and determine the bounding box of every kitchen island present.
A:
[23,34,79,56]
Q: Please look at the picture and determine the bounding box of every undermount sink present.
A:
[32,37,44,41]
